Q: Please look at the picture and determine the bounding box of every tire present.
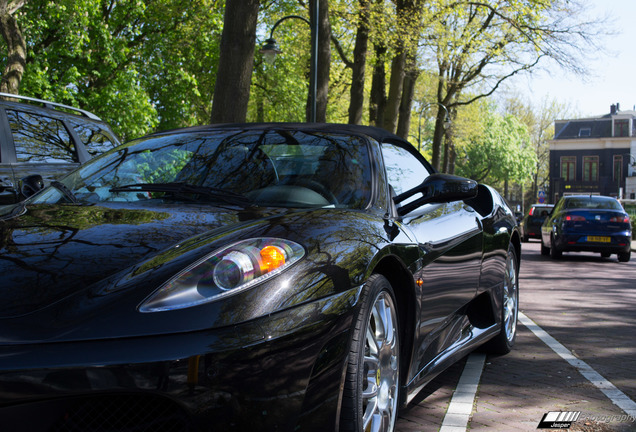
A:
[540,239,550,256]
[549,234,562,259]
[618,250,631,262]
[484,244,519,354]
[340,274,400,432]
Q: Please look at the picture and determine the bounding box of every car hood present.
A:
[0,201,286,319]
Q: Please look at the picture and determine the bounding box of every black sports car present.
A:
[0,123,520,432]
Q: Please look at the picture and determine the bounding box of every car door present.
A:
[381,142,483,374]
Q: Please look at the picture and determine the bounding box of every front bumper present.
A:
[0,287,361,432]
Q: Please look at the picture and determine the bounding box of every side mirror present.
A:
[19,174,45,199]
[393,173,478,216]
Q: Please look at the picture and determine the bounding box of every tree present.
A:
[346,0,370,125]
[249,1,315,123]
[382,0,424,134]
[0,0,26,94]
[211,0,260,123]
[421,0,606,171]
[455,105,536,193]
[8,0,223,140]
[504,95,576,209]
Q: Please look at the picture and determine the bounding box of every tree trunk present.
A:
[347,0,369,125]
[0,0,27,95]
[396,55,418,139]
[210,0,260,123]
[369,43,387,127]
[443,113,456,174]
[309,0,330,123]
[382,51,406,133]
[431,107,446,171]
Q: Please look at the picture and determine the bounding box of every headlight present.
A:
[139,238,305,312]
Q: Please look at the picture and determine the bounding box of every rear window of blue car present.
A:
[564,196,623,210]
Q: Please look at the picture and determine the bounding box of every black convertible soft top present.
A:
[149,122,409,145]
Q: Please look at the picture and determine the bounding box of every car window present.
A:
[381,143,431,197]
[564,197,622,210]
[7,109,78,163]
[70,120,120,156]
[40,129,373,209]
[529,205,552,217]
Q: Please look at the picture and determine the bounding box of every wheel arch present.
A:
[510,228,521,270]
[371,255,417,404]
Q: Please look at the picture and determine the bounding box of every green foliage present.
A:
[248,0,314,123]
[10,0,224,141]
[0,0,605,180]
[623,204,636,239]
[502,95,577,206]
[455,104,536,185]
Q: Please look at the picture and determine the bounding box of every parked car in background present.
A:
[0,123,520,432]
[0,92,120,205]
[541,195,631,262]
[520,204,554,242]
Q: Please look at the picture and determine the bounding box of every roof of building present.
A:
[553,106,636,140]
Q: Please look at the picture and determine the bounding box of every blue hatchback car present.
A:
[540,195,632,262]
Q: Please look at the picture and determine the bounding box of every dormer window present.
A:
[614,119,629,137]
[578,128,591,137]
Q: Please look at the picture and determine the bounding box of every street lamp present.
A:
[417,102,451,152]
[259,2,319,123]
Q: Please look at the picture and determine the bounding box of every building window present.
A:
[578,128,591,137]
[560,156,576,181]
[613,155,623,182]
[614,119,629,137]
[582,156,599,182]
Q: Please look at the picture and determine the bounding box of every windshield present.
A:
[31,128,373,209]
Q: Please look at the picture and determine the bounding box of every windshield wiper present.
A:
[51,181,79,204]
[109,182,253,207]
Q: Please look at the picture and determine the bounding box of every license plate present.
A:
[587,236,610,243]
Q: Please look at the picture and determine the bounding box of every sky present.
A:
[505,0,636,119]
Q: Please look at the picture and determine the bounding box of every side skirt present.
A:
[403,323,499,405]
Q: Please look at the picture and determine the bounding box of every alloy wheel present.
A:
[502,250,519,343]
[361,291,400,431]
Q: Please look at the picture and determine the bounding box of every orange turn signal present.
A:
[260,245,286,272]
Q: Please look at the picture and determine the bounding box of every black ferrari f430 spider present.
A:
[0,123,520,432]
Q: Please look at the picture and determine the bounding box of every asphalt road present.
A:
[396,239,636,432]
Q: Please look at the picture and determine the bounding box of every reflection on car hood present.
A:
[0,201,283,319]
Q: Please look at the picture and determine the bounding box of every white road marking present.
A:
[519,311,636,417]
[439,352,486,432]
